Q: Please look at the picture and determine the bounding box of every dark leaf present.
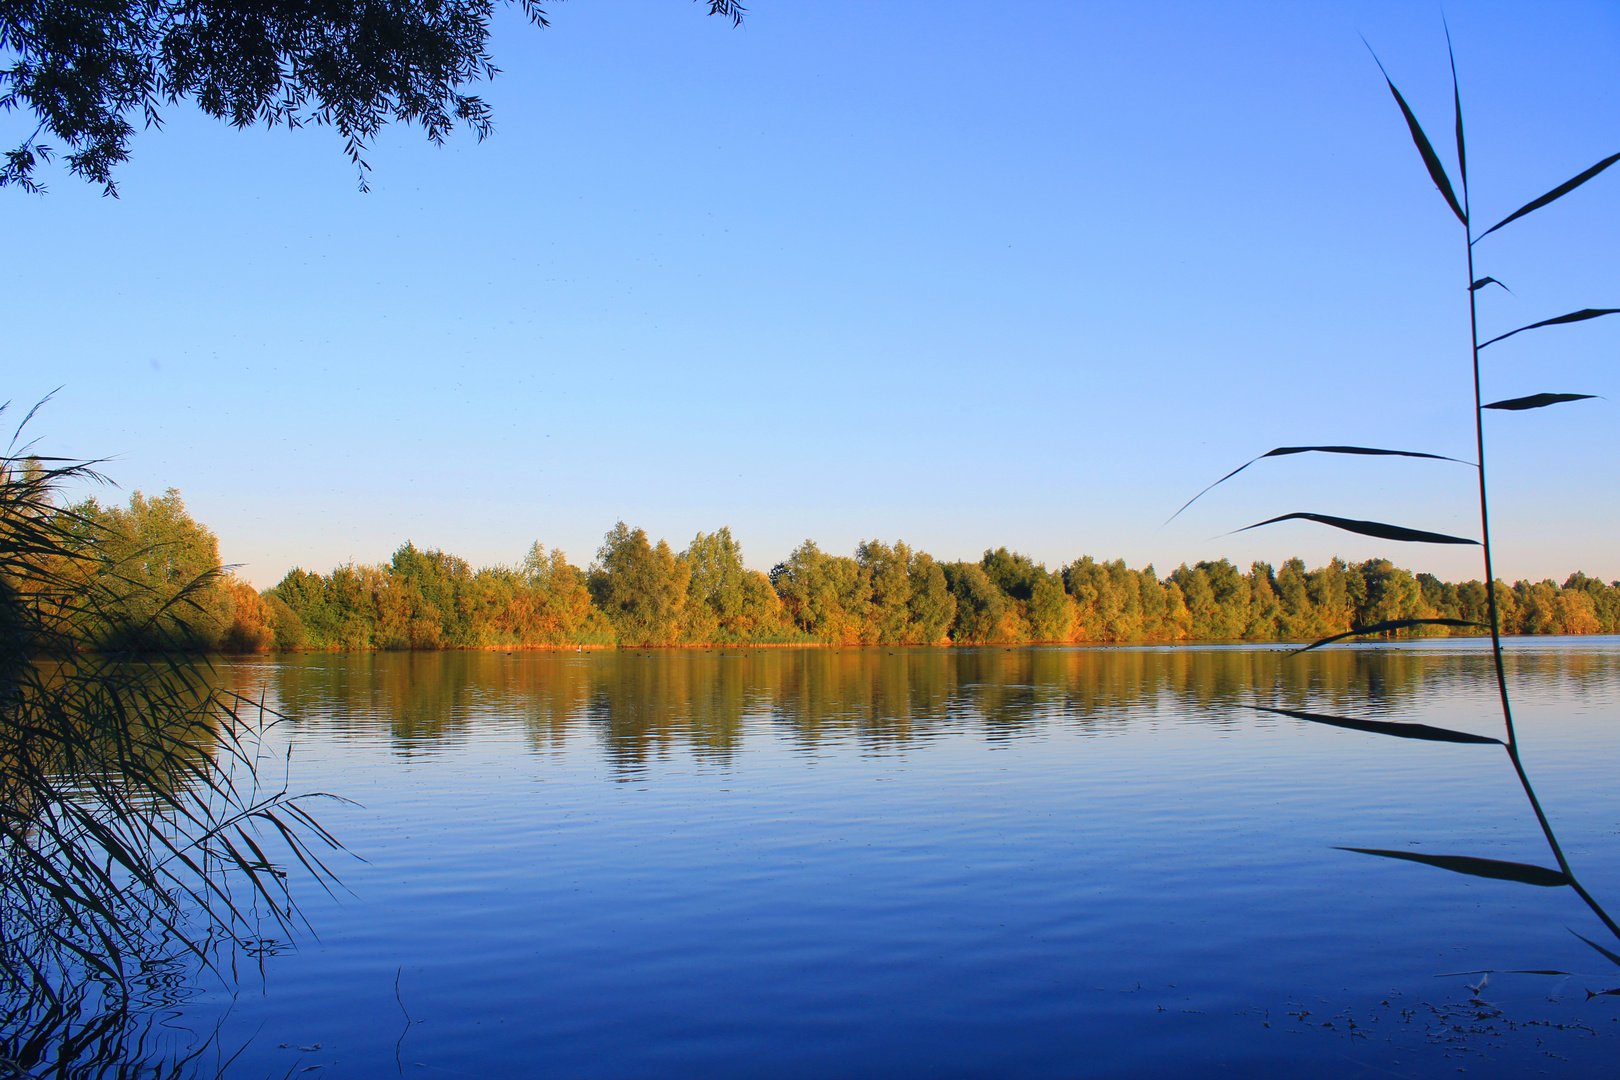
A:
[1482,393,1597,411]
[1289,617,1484,654]
[1446,21,1466,191]
[1368,47,1466,225]
[1233,512,1479,545]
[1480,308,1620,349]
[1164,446,1466,526]
[1338,848,1568,887]
[1476,151,1620,242]
[1469,276,1509,293]
[1571,929,1620,970]
[1436,969,1573,977]
[704,0,747,26]
[1254,706,1501,744]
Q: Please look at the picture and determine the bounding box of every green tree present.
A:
[71,488,230,649]
[942,562,1009,643]
[272,567,340,646]
[1274,557,1315,639]
[856,540,913,644]
[1026,572,1071,641]
[1353,558,1425,632]
[378,542,475,649]
[772,540,868,643]
[588,522,687,646]
[979,546,1065,641]
[1103,560,1146,640]
[1245,561,1281,639]
[326,564,380,648]
[1136,564,1171,639]
[681,527,750,642]
[730,567,794,642]
[1305,557,1353,635]
[905,551,957,644]
[979,547,1039,601]
[1065,556,1140,642]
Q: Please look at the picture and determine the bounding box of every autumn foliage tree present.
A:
[22,491,1611,652]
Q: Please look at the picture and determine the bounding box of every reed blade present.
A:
[1165,446,1466,526]
[1367,47,1467,225]
[1436,969,1573,977]
[1447,21,1466,190]
[1482,392,1596,411]
[1469,276,1509,293]
[1289,617,1483,654]
[1480,308,1620,348]
[1338,848,1568,887]
[1255,706,1501,744]
[1261,445,1462,462]
[1476,151,1620,242]
[1571,929,1620,970]
[1232,512,1479,545]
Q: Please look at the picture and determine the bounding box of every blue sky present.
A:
[8,0,1618,587]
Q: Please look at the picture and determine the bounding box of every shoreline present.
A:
[227,631,1616,656]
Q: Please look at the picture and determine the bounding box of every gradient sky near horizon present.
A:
[8,0,1618,588]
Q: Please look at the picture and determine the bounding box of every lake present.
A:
[163,641,1620,1076]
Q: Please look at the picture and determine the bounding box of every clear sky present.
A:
[8,1,1618,587]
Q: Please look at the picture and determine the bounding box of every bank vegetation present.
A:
[51,487,1620,651]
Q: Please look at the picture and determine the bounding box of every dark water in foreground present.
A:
[180,641,1618,1077]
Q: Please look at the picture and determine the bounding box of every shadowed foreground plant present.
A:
[1178,29,1620,969]
[0,421,345,1075]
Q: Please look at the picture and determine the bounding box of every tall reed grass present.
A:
[0,415,344,1075]
[1179,29,1620,964]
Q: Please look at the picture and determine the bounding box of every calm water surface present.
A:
[182,641,1619,1077]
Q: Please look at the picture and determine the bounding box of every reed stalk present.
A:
[0,415,345,1074]
[1178,29,1620,954]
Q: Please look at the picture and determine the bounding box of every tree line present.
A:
[51,491,1612,651]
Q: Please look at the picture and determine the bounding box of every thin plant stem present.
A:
[1462,154,1620,942]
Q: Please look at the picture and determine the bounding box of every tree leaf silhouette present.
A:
[1367,46,1466,225]
[1233,512,1479,545]
[1164,446,1467,526]
[1475,151,1620,243]
[1480,308,1620,349]
[1338,848,1568,887]
[1482,393,1596,411]
[1289,617,1484,654]
[1254,706,1501,744]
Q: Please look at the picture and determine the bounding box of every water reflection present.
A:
[194,642,1620,1074]
[232,642,1620,955]
[227,640,1620,763]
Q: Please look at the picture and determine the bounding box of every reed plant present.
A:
[0,415,344,1075]
[1176,30,1620,964]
